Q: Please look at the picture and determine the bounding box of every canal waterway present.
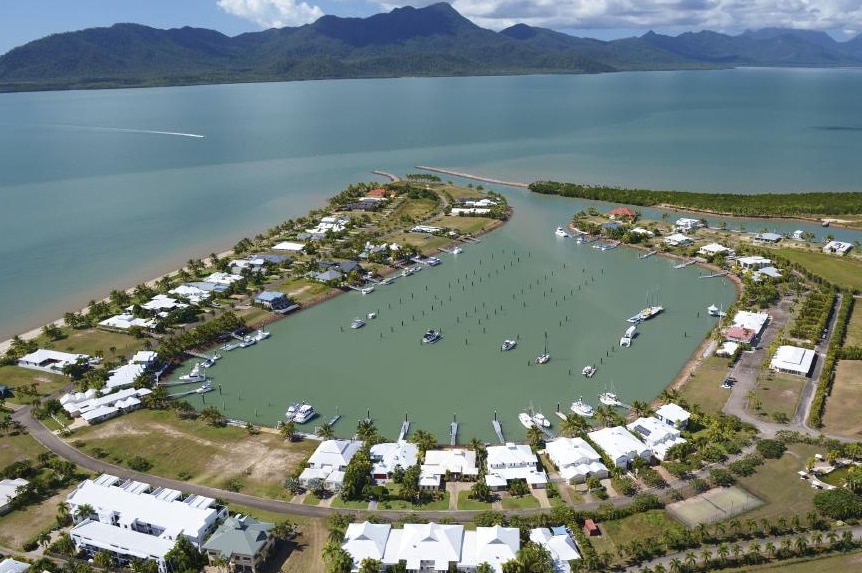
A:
[170,190,737,442]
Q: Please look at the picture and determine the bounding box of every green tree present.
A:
[93,551,113,570]
[356,419,378,442]
[280,420,296,441]
[470,479,493,503]
[165,536,208,573]
[358,558,381,573]
[316,422,336,440]
[410,429,437,462]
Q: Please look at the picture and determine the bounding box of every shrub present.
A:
[813,489,862,520]
[709,469,735,487]
[611,476,637,496]
[756,439,787,459]
[691,478,710,493]
[127,456,152,472]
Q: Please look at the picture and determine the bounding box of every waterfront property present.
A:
[17,349,90,374]
[298,439,363,491]
[420,449,479,491]
[726,310,770,344]
[675,218,703,232]
[823,240,853,255]
[626,417,687,461]
[253,291,296,312]
[370,441,419,482]
[664,233,693,247]
[736,255,773,271]
[341,521,520,573]
[753,232,783,243]
[60,387,152,424]
[0,478,28,515]
[654,403,691,429]
[544,437,609,483]
[770,345,817,376]
[588,427,651,469]
[484,443,547,490]
[202,515,275,573]
[698,242,735,258]
[104,351,159,392]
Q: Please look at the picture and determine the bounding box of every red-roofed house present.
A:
[724,326,756,344]
[367,188,392,198]
[606,207,636,220]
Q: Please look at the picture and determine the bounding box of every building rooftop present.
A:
[202,515,273,557]
[71,520,175,559]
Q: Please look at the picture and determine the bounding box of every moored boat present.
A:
[555,226,569,238]
[294,403,316,424]
[285,402,302,421]
[452,246,463,254]
[599,392,622,407]
[179,363,207,383]
[351,317,365,329]
[582,365,597,378]
[254,329,270,341]
[501,339,517,351]
[532,412,551,428]
[518,412,535,429]
[570,398,594,417]
[422,329,442,344]
[196,381,213,394]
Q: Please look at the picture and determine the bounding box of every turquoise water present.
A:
[1,69,862,340]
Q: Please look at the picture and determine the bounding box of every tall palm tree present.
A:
[410,429,437,462]
[74,503,94,521]
[747,541,762,564]
[280,420,296,441]
[468,437,487,467]
[316,422,336,440]
[559,413,589,437]
[630,400,653,418]
[526,425,545,449]
[764,540,776,559]
[356,418,378,442]
[793,535,808,556]
[668,557,683,573]
[684,550,697,570]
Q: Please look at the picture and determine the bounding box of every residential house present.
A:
[272,241,306,252]
[630,227,655,237]
[529,527,581,573]
[654,403,692,429]
[770,346,816,376]
[366,188,393,199]
[410,225,444,234]
[298,439,363,491]
[309,269,343,283]
[0,478,28,515]
[342,521,391,571]
[60,388,152,424]
[254,291,296,311]
[420,449,479,491]
[723,325,757,345]
[169,284,212,304]
[451,207,491,215]
[587,427,651,469]
[752,266,783,281]
[459,525,520,573]
[544,437,609,483]
[736,256,773,271]
[728,310,770,341]
[698,242,735,257]
[370,441,418,482]
[71,520,175,573]
[202,515,275,573]
[484,443,547,490]
[664,233,693,247]
[99,314,156,331]
[674,218,703,231]
[18,349,90,374]
[606,207,636,220]
[627,417,687,460]
[753,232,783,243]
[0,559,30,573]
[384,522,463,572]
[823,241,853,255]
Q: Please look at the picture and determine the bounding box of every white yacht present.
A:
[367,311,377,320]
[535,352,550,364]
[351,317,365,329]
[501,339,517,351]
[179,363,207,383]
[254,329,271,341]
[555,226,569,238]
[426,256,442,266]
[285,402,302,421]
[570,398,595,418]
[239,336,256,348]
[582,365,597,378]
[196,381,213,394]
[707,304,727,318]
[294,403,316,424]
[518,412,535,429]
[422,329,442,344]
[532,412,551,428]
[599,392,622,407]
[360,286,375,295]
[452,246,464,255]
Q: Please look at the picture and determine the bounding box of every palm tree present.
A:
[410,429,438,462]
[793,535,808,556]
[526,425,544,449]
[468,437,488,467]
[93,551,113,570]
[717,543,729,563]
[699,548,712,566]
[280,420,296,441]
[811,530,823,549]
[593,405,617,428]
[668,557,683,573]
[74,503,94,521]
[731,543,743,562]
[559,413,589,437]
[764,540,776,559]
[356,418,378,442]
[747,541,762,564]
[630,400,653,418]
[826,530,839,547]
[316,422,335,440]
[56,501,71,526]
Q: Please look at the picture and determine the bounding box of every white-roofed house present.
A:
[458,525,520,573]
[0,558,30,573]
[484,443,547,490]
[420,449,479,491]
[17,349,90,374]
[342,521,391,572]
[823,241,853,255]
[730,310,770,338]
[99,314,156,331]
[588,427,651,469]
[736,256,772,271]
[627,417,687,461]
[674,218,703,231]
[654,403,691,429]
[529,527,581,573]
[664,233,693,247]
[544,437,609,483]
[384,522,463,572]
[71,520,175,573]
[698,242,735,257]
[370,441,418,482]
[770,345,817,376]
[0,478,29,515]
[298,439,363,491]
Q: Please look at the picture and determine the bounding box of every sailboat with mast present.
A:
[535,332,550,364]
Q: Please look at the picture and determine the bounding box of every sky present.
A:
[2,0,861,56]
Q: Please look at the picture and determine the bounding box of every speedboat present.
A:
[239,336,256,348]
[351,317,365,329]
[367,311,377,320]
[518,412,535,429]
[361,286,375,295]
[179,363,208,383]
[426,256,442,266]
[532,412,551,428]
[707,304,727,318]
[555,226,569,238]
[501,339,517,351]
[582,365,597,378]
[599,392,622,407]
[401,267,414,278]
[196,381,213,394]
[535,353,550,364]
[294,403,316,424]
[570,398,594,418]
[422,329,442,344]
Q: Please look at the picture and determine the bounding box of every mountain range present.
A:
[2,2,861,92]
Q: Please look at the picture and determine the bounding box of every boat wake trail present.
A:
[54,124,205,138]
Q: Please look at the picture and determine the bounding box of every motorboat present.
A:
[570,398,594,418]
[501,339,517,351]
[401,267,415,278]
[294,403,316,424]
[555,226,569,238]
[535,352,550,364]
[254,329,271,341]
[707,304,727,318]
[351,317,365,329]
[518,412,535,429]
[452,246,464,254]
[426,256,442,266]
[179,363,208,383]
[422,329,442,344]
[285,402,302,421]
[599,392,622,407]
[619,336,632,348]
[239,336,256,348]
[196,381,213,394]
[532,412,551,428]
[360,286,375,295]
[367,311,377,320]
[582,365,597,378]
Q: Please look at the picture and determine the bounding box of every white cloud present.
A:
[376,0,862,34]
[217,0,325,28]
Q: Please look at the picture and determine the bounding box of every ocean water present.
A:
[1,68,862,340]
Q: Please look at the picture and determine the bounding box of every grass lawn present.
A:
[500,494,541,510]
[457,489,493,510]
[69,409,318,500]
[0,485,77,550]
[0,431,50,470]
[777,248,862,291]
[302,493,323,506]
[280,279,332,304]
[49,328,148,361]
[844,302,862,347]
[590,510,687,561]
[748,372,805,422]
[0,366,68,399]
[235,306,272,326]
[440,185,484,201]
[734,443,820,522]
[678,356,733,414]
[722,550,862,572]
[393,197,438,222]
[437,215,494,235]
[330,496,369,510]
[821,361,862,437]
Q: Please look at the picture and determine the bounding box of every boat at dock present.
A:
[254,329,270,341]
[501,339,517,351]
[360,286,375,294]
[422,329,442,344]
[570,398,594,418]
[707,304,727,318]
[179,363,208,383]
[285,402,303,421]
[196,381,213,394]
[294,403,316,424]
[599,392,622,407]
[451,246,463,254]
[532,412,551,428]
[582,365,597,378]
[239,336,256,348]
[351,317,365,329]
[518,412,535,429]
[555,226,569,238]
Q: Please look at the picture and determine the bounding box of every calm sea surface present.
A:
[2,68,862,438]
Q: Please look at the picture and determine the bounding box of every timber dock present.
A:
[700,270,730,279]
[492,411,505,444]
[398,416,410,441]
[450,414,459,446]
[673,259,696,269]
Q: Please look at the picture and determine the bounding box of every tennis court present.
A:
[667,486,763,528]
